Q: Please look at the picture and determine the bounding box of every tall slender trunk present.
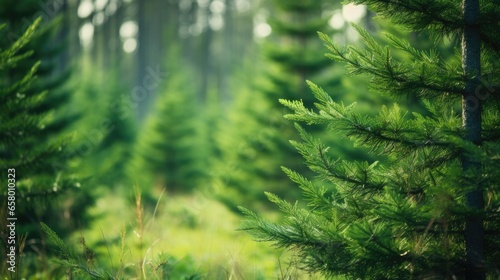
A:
[461,0,484,279]
[136,0,148,122]
[221,0,234,104]
[200,0,214,103]
[57,0,68,74]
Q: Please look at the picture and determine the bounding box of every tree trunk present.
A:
[221,0,234,104]
[136,0,149,122]
[56,0,69,74]
[200,0,214,103]
[461,0,484,279]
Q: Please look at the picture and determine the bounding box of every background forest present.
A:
[1,0,499,279]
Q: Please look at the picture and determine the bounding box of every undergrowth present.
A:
[40,188,203,279]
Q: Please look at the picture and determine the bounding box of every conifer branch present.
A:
[318,31,463,98]
[241,1,500,278]
[349,0,462,32]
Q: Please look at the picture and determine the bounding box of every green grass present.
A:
[61,188,324,279]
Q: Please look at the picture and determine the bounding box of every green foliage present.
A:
[215,1,368,211]
[41,222,203,280]
[129,62,207,193]
[39,188,287,279]
[263,0,333,108]
[70,68,135,187]
[0,17,75,197]
[319,27,463,100]
[213,77,294,209]
[241,1,500,279]
[40,222,116,279]
[0,2,94,276]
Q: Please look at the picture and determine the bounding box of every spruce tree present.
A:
[0,2,80,198]
[214,72,289,209]
[216,1,390,211]
[0,2,87,275]
[0,21,40,278]
[240,1,500,279]
[129,61,206,193]
[0,9,80,203]
[215,1,346,210]
[0,17,81,277]
[261,0,336,174]
[71,68,135,187]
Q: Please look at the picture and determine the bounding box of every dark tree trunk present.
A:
[461,0,484,279]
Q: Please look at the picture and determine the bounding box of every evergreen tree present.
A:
[0,21,40,278]
[0,17,81,277]
[216,1,387,211]
[241,1,500,279]
[0,1,93,276]
[215,1,345,210]
[0,7,81,217]
[71,67,135,188]
[129,61,206,193]
[260,0,337,173]
[214,71,290,209]
[96,78,136,186]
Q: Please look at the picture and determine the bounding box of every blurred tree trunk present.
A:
[67,0,81,62]
[109,1,123,72]
[136,0,165,122]
[200,0,213,102]
[136,0,147,121]
[95,22,106,69]
[102,13,112,70]
[180,1,197,63]
[56,0,69,74]
[219,0,234,103]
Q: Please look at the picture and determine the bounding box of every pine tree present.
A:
[0,17,79,277]
[0,17,43,192]
[0,10,80,200]
[129,61,207,194]
[0,2,89,275]
[215,1,347,210]
[216,1,389,211]
[261,0,337,167]
[71,67,135,188]
[0,3,80,196]
[213,72,291,209]
[240,1,500,279]
[264,1,331,104]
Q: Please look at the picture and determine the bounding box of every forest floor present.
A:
[72,189,324,279]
